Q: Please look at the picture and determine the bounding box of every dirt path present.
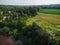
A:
[0,35,23,45]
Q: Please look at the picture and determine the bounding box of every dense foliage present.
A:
[0,5,60,45]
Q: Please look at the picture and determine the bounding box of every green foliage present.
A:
[0,5,60,45]
[13,29,18,35]
[0,11,3,20]
[2,26,10,34]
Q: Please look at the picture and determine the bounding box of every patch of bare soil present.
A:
[0,35,23,45]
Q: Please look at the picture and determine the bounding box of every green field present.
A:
[26,12,60,31]
[40,9,60,14]
[26,12,60,42]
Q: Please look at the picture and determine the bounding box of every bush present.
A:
[2,26,11,35]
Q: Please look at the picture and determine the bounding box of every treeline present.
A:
[0,5,40,17]
[40,4,60,9]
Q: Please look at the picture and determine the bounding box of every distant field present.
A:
[40,9,60,14]
[26,12,60,30]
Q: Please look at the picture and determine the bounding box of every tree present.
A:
[0,11,3,20]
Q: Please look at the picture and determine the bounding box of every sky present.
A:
[0,0,60,5]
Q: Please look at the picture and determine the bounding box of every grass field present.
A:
[26,12,60,41]
[26,12,60,30]
[40,9,60,14]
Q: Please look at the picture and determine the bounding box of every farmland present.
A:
[26,12,60,37]
[27,12,60,30]
[26,10,60,45]
[40,9,60,14]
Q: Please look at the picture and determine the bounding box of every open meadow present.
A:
[40,9,60,14]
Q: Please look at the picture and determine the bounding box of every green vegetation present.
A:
[0,5,60,45]
[40,9,60,14]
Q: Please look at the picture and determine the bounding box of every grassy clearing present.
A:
[26,13,60,30]
[25,12,60,41]
[40,9,60,14]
